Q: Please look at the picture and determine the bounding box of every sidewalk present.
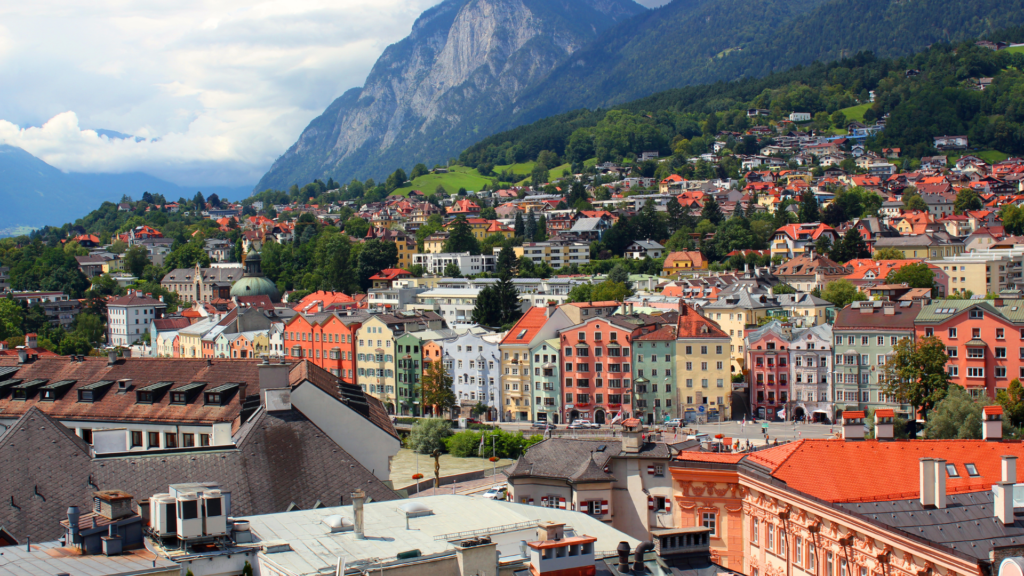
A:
[408,473,508,498]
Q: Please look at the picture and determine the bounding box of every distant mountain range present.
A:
[0,144,252,235]
[257,0,1024,191]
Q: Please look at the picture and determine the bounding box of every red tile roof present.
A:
[369,269,411,281]
[676,304,728,339]
[675,452,745,464]
[754,439,1024,503]
[501,307,550,345]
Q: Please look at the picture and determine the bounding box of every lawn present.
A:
[391,165,494,196]
[838,103,872,123]
[494,161,536,174]
[1005,45,1024,54]
[946,150,1010,164]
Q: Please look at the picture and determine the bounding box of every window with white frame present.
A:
[702,512,716,535]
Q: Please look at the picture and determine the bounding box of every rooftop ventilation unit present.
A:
[323,515,353,533]
[176,492,203,540]
[149,494,177,537]
[202,490,228,537]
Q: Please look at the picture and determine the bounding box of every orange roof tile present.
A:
[760,439,1024,503]
[675,452,745,464]
[500,307,549,345]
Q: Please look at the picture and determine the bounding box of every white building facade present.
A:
[106,291,166,346]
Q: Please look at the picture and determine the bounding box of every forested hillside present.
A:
[461,34,1024,175]
[506,0,1024,127]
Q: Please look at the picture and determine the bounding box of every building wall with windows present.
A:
[668,460,743,571]
[557,317,636,425]
[395,333,424,417]
[443,331,500,419]
[634,327,678,425]
[530,338,562,424]
[356,317,398,414]
[832,301,921,419]
[676,337,732,421]
[283,313,361,383]
[914,299,1024,400]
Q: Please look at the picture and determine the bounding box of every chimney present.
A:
[123,349,132,359]
[67,506,81,549]
[984,406,1004,441]
[874,409,894,440]
[920,458,935,508]
[17,348,27,364]
[454,537,498,576]
[107,349,118,366]
[93,491,134,521]
[24,333,37,349]
[996,456,1019,525]
[933,459,947,509]
[547,301,557,317]
[352,490,366,540]
[841,411,866,441]
[537,521,564,542]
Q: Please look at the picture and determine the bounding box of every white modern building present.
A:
[411,252,496,276]
[106,290,167,346]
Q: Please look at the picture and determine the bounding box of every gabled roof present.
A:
[501,307,549,346]
[676,304,728,339]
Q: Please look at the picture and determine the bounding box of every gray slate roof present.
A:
[838,491,1024,561]
[0,405,397,543]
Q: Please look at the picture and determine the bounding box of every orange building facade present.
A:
[283,312,364,383]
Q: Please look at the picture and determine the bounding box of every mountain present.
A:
[0,145,251,234]
[255,0,646,192]
[258,0,1024,191]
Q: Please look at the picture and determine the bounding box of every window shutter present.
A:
[647,496,654,510]
[665,498,672,513]
[601,500,609,515]
[541,497,548,507]
[528,498,534,506]
[559,497,567,509]
[647,465,655,475]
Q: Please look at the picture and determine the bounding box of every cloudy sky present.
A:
[0,0,665,187]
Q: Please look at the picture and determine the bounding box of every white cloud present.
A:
[0,0,439,186]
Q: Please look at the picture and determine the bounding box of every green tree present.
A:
[344,217,370,238]
[608,264,630,284]
[124,245,149,278]
[315,232,356,292]
[0,298,23,341]
[535,214,548,241]
[872,247,907,260]
[525,210,537,240]
[923,386,983,439]
[409,418,453,454]
[566,283,594,303]
[164,240,211,271]
[797,191,819,223]
[357,239,399,290]
[514,212,525,238]
[592,280,631,302]
[998,378,1024,428]
[701,196,724,225]
[772,283,797,294]
[887,263,935,293]
[830,110,847,129]
[819,279,867,309]
[444,216,480,254]
[411,163,429,180]
[531,164,549,188]
[421,360,457,419]
[839,227,869,261]
[953,188,982,214]
[444,262,463,278]
[903,192,928,211]
[880,335,952,429]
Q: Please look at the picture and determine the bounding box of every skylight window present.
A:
[965,463,979,477]
[946,464,960,478]
[516,329,528,340]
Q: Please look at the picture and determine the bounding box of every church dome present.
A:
[230,253,281,302]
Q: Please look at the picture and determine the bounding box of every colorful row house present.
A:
[744,322,833,422]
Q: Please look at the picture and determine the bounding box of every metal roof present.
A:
[78,379,115,390]
[12,379,48,389]
[39,379,76,390]
[0,539,179,576]
[170,381,207,393]
[241,495,638,573]
[137,380,175,392]
[206,382,241,394]
[0,366,20,379]
[838,491,1024,560]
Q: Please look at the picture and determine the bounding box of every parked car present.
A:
[481,485,507,500]
[666,418,683,428]
[569,419,599,429]
[531,422,556,430]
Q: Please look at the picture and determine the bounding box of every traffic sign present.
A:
[698,405,705,413]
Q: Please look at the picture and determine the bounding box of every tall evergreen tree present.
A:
[443,216,480,254]
[535,214,548,241]
[496,241,518,277]
[525,209,537,239]
[798,191,819,223]
[840,227,869,261]
[701,196,724,225]
[514,212,525,237]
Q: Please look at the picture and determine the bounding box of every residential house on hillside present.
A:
[662,251,707,276]
[773,253,850,292]
[771,223,837,258]
[625,240,665,260]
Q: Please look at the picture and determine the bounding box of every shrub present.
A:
[445,431,483,457]
[409,418,452,454]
